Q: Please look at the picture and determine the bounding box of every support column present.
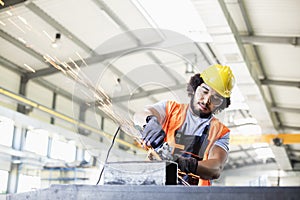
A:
[47,137,53,158]
[17,76,30,114]
[7,126,26,194]
[99,116,104,143]
[101,116,104,131]
[78,104,90,135]
[75,147,84,161]
[47,92,56,159]
[50,92,57,124]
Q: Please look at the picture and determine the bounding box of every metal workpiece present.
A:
[7,185,300,200]
[103,160,177,185]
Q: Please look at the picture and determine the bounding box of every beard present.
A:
[190,94,212,118]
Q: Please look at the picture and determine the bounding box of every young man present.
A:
[134,64,235,186]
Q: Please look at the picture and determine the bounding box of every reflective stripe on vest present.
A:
[162,101,229,186]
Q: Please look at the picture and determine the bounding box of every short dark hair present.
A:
[187,73,231,111]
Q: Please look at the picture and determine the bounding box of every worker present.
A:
[134,64,235,186]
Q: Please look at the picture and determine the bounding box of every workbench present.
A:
[6,184,300,200]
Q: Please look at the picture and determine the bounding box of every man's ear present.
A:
[187,85,195,97]
[188,91,194,97]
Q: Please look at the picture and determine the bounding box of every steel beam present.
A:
[271,106,300,114]
[7,126,26,194]
[0,29,44,62]
[237,0,253,34]
[25,49,137,79]
[0,55,25,75]
[8,0,171,104]
[16,76,29,114]
[218,0,281,130]
[241,36,300,46]
[237,1,299,47]
[24,0,165,96]
[25,40,162,79]
[236,0,283,129]
[280,125,300,131]
[261,79,300,88]
[50,92,57,124]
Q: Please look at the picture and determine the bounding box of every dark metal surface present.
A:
[103,161,177,185]
[7,184,300,200]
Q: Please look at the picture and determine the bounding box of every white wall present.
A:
[27,81,52,123]
[0,65,20,110]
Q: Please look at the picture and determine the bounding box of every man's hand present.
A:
[175,155,198,174]
[142,115,166,148]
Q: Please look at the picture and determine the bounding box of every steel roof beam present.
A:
[271,107,300,114]
[261,79,300,88]
[241,36,300,46]
[93,0,185,86]
[0,29,45,62]
[237,0,253,33]
[280,125,300,131]
[25,48,144,79]
[235,1,284,129]
[25,1,160,105]
[219,0,281,130]
[0,55,26,75]
[93,0,211,87]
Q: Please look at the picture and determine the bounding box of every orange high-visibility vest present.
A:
[162,101,229,186]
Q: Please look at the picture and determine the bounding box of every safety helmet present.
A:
[200,64,235,98]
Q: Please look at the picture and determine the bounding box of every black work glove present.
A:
[142,115,166,148]
[175,155,198,174]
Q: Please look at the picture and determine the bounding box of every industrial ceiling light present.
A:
[114,78,122,92]
[185,62,194,74]
[51,33,61,48]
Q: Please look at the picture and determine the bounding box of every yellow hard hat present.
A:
[200,64,235,98]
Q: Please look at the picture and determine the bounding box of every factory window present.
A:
[51,139,76,162]
[84,150,92,162]
[24,129,48,156]
[18,174,41,193]
[0,116,14,147]
[0,170,8,194]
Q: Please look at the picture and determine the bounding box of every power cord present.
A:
[96,126,120,185]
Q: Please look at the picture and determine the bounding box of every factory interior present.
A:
[0,0,300,199]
